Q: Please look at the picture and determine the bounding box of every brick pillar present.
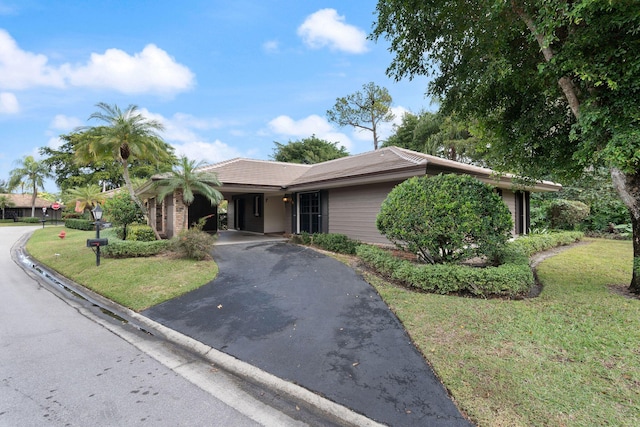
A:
[173,189,187,235]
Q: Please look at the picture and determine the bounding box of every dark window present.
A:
[299,192,321,233]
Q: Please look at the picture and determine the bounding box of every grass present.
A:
[365,238,640,426]
[25,227,217,311]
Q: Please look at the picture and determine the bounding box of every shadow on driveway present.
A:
[142,242,472,426]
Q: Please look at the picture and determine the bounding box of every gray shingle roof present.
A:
[197,158,311,187]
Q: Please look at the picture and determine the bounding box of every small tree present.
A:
[104,192,144,240]
[64,184,106,219]
[156,156,223,231]
[377,174,513,264]
[326,82,395,150]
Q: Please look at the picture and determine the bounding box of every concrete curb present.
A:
[13,232,385,427]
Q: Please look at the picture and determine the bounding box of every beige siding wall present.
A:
[328,182,402,245]
[501,189,517,236]
[264,195,286,233]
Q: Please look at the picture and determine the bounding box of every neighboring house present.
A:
[0,194,60,219]
[138,147,561,243]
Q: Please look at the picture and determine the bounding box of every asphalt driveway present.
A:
[142,241,472,426]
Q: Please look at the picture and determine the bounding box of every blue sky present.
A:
[0,1,435,193]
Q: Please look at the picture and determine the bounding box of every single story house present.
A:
[138,146,561,244]
[0,193,56,220]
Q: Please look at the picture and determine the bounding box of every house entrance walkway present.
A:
[142,240,472,426]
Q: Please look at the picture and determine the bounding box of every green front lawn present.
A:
[25,227,217,311]
[367,238,639,426]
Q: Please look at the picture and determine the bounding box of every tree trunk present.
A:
[31,186,37,217]
[121,161,162,240]
[610,168,640,293]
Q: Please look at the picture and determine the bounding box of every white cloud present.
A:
[64,44,194,95]
[0,30,64,90]
[139,109,225,144]
[262,40,279,54]
[172,140,247,164]
[0,29,194,95]
[297,9,368,54]
[0,91,19,113]
[47,136,64,150]
[50,114,82,130]
[267,114,352,151]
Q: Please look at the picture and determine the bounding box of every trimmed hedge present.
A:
[65,218,95,230]
[126,224,156,242]
[99,228,169,258]
[357,244,534,296]
[309,233,360,254]
[356,231,584,297]
[102,239,170,258]
[18,217,41,223]
[507,231,584,257]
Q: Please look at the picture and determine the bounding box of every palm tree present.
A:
[8,155,52,217]
[0,195,15,220]
[63,184,106,219]
[155,156,223,231]
[75,102,174,238]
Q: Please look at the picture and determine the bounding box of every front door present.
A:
[298,192,321,233]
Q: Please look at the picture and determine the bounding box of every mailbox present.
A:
[86,238,109,247]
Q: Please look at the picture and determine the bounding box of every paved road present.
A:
[144,241,473,427]
[0,227,304,426]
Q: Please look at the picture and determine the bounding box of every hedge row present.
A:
[102,239,170,258]
[65,218,95,230]
[18,217,41,223]
[100,229,170,258]
[356,244,534,296]
[355,231,584,297]
[291,232,361,254]
[506,231,584,257]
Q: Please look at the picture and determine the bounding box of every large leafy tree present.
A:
[75,103,175,239]
[155,156,223,231]
[271,135,349,164]
[372,0,640,292]
[41,131,174,192]
[8,155,52,217]
[326,82,395,150]
[383,110,480,163]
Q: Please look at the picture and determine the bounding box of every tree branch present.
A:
[512,2,581,119]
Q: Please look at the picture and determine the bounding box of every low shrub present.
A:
[102,239,170,258]
[19,217,41,223]
[357,231,583,297]
[170,229,217,260]
[547,199,590,230]
[65,218,95,230]
[0,219,14,223]
[310,233,360,254]
[507,231,583,258]
[126,224,156,242]
[356,244,533,297]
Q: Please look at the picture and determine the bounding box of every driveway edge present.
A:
[12,232,385,427]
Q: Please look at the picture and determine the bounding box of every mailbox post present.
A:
[87,204,108,267]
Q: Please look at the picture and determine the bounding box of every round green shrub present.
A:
[376,174,513,264]
[547,199,590,230]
